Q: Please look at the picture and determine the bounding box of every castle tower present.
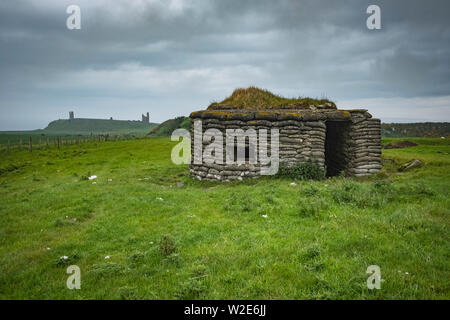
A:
[141,112,150,123]
[69,111,74,121]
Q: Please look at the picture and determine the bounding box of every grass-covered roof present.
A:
[208,87,335,110]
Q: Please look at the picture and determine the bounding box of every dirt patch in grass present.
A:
[0,163,27,176]
[384,140,418,149]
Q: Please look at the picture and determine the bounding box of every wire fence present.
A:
[0,133,143,154]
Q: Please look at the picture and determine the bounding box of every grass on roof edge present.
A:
[208,86,335,109]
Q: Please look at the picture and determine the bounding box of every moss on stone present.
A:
[208,87,335,110]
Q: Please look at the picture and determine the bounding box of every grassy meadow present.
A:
[0,137,448,299]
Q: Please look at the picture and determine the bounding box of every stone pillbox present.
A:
[189,87,382,181]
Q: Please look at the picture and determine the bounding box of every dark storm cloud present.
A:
[0,0,449,129]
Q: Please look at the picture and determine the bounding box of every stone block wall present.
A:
[345,116,382,177]
[189,118,328,181]
[189,109,382,180]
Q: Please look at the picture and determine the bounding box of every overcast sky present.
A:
[1,0,449,130]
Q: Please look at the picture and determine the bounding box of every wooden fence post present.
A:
[57,136,60,149]
[29,136,32,152]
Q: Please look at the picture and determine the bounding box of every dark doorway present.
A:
[325,121,350,177]
[234,144,250,162]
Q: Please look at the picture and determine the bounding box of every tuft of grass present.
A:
[175,264,209,299]
[55,253,80,267]
[117,286,141,300]
[277,161,326,181]
[298,198,320,218]
[0,163,23,176]
[159,235,176,256]
[330,179,392,209]
[88,263,124,278]
[209,87,335,109]
[223,192,256,214]
[128,252,145,265]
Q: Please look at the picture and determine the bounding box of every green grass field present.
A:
[0,137,448,299]
[0,129,156,146]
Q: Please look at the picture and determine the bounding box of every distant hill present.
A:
[44,118,158,134]
[147,117,190,137]
[0,117,160,144]
[381,122,450,138]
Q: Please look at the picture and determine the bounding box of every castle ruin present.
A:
[142,112,150,123]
